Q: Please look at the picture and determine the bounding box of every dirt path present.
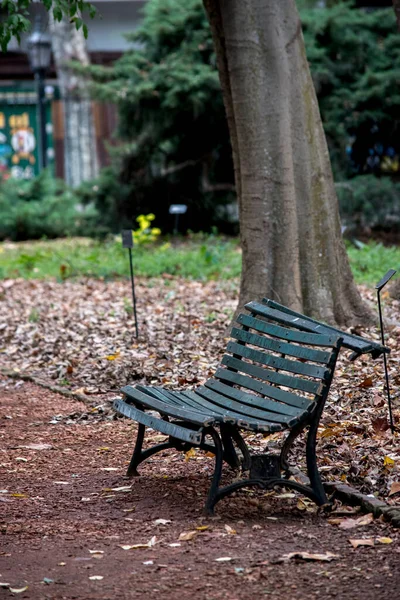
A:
[1,379,399,600]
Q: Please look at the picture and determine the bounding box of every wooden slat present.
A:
[113,398,202,445]
[213,369,313,410]
[121,385,214,426]
[221,355,321,394]
[246,302,342,347]
[180,390,281,432]
[236,313,338,347]
[196,385,299,426]
[226,342,328,379]
[154,388,227,422]
[259,299,387,356]
[204,379,303,419]
[231,327,331,364]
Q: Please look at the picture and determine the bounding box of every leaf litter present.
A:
[0,278,399,504]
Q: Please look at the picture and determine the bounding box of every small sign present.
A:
[169,204,187,215]
[122,230,133,248]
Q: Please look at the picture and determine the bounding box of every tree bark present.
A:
[393,0,400,31]
[203,0,371,326]
[49,15,99,187]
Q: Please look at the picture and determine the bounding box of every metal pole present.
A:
[128,247,139,339]
[174,213,179,235]
[377,290,394,432]
[375,269,397,434]
[35,68,47,170]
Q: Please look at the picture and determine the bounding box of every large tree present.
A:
[202,0,373,325]
[49,12,99,187]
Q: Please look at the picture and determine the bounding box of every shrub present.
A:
[0,170,99,241]
[337,175,400,232]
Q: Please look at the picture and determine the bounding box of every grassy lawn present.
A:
[0,235,398,285]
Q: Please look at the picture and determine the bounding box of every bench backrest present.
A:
[205,303,343,417]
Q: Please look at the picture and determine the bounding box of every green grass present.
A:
[0,235,242,281]
[0,236,398,285]
[346,241,400,285]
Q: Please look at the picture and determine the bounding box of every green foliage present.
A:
[337,176,400,231]
[81,0,235,233]
[346,241,400,285]
[301,2,400,177]
[0,234,397,286]
[0,0,96,51]
[0,171,99,241]
[0,235,242,281]
[80,0,400,233]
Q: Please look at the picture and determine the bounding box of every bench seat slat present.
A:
[231,327,331,364]
[236,313,338,347]
[121,385,214,426]
[144,386,284,432]
[221,355,321,394]
[180,390,282,432]
[227,342,328,379]
[196,384,301,426]
[213,368,313,409]
[113,399,203,445]
[149,387,283,432]
[205,377,305,416]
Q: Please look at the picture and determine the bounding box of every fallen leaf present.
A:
[184,448,196,462]
[349,538,375,549]
[224,524,237,535]
[104,351,120,361]
[154,519,171,525]
[110,486,132,492]
[195,525,209,531]
[118,536,157,550]
[339,513,374,530]
[376,537,393,544]
[215,557,233,562]
[384,456,395,468]
[279,552,339,562]
[16,443,52,451]
[359,377,374,388]
[179,530,197,541]
[10,493,27,498]
[389,482,400,496]
[89,550,104,554]
[9,587,29,594]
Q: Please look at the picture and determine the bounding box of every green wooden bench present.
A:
[113,299,387,514]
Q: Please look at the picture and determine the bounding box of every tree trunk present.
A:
[393,0,400,32]
[203,0,371,326]
[49,15,99,187]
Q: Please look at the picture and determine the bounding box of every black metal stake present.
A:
[122,230,139,339]
[128,247,139,339]
[375,269,397,433]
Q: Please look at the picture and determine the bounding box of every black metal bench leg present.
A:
[306,416,328,506]
[126,423,146,476]
[204,427,224,515]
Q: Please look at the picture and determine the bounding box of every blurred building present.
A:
[0,0,146,181]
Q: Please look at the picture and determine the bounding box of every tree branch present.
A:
[393,0,400,32]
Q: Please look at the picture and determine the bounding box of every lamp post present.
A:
[27,18,52,171]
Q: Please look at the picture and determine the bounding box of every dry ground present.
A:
[1,380,400,600]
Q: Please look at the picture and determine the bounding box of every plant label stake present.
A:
[122,230,139,339]
[169,204,187,235]
[375,269,397,433]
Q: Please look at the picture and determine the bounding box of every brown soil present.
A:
[1,379,399,600]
